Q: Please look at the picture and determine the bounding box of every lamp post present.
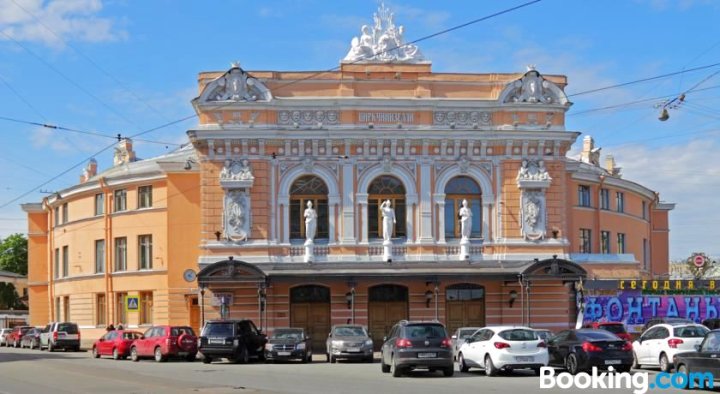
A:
[200,286,206,328]
[434,284,439,321]
[258,285,267,332]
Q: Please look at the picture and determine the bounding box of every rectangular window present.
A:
[114,237,127,271]
[643,238,649,270]
[54,206,60,226]
[138,235,153,270]
[96,293,106,326]
[54,248,60,279]
[62,245,69,277]
[579,228,592,253]
[94,193,104,216]
[116,292,127,325]
[600,188,610,210]
[114,189,127,212]
[617,233,626,254]
[578,185,591,207]
[138,186,153,209]
[642,201,647,219]
[62,203,68,224]
[63,295,70,321]
[600,231,610,254]
[95,240,105,273]
[616,192,625,213]
[139,291,153,325]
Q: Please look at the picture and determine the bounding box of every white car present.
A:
[451,327,482,361]
[632,323,709,372]
[456,326,549,376]
[0,328,11,346]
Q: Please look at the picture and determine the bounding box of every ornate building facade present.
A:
[23,5,673,349]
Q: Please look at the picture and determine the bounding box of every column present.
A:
[356,193,368,244]
[340,161,356,243]
[418,161,433,243]
[435,193,446,243]
[328,196,339,244]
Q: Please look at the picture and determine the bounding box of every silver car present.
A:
[0,328,11,346]
[326,324,373,363]
[451,327,482,361]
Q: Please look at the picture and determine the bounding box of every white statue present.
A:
[238,159,253,180]
[459,199,472,240]
[517,159,530,180]
[224,190,249,241]
[220,159,232,179]
[525,197,539,228]
[304,201,317,242]
[381,199,396,241]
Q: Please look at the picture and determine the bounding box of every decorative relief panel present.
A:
[433,111,492,126]
[516,158,552,241]
[198,63,272,103]
[277,110,339,125]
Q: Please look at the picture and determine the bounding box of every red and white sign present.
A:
[693,255,706,268]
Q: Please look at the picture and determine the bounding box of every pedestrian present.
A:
[106,324,115,332]
[117,323,124,330]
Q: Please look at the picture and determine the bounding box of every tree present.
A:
[0,283,23,309]
[0,233,28,275]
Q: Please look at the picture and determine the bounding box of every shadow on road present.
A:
[0,349,81,363]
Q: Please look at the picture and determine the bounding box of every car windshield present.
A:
[272,329,304,340]
[57,323,78,334]
[458,329,477,339]
[406,325,446,339]
[333,326,367,337]
[674,326,709,338]
[600,324,626,334]
[170,327,195,337]
[577,330,620,340]
[202,323,233,337]
[498,329,538,341]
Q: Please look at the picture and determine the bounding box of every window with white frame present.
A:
[579,228,592,253]
[368,176,406,238]
[578,185,591,207]
[444,176,482,239]
[95,240,105,273]
[138,235,153,270]
[617,233,626,253]
[138,186,153,209]
[114,237,127,271]
[95,193,104,216]
[289,176,328,240]
[114,189,127,212]
[600,188,610,210]
[600,231,610,254]
[616,192,625,213]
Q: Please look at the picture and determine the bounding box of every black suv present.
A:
[380,320,454,377]
[198,319,267,364]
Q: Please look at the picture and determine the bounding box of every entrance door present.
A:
[445,284,485,334]
[290,285,331,353]
[368,285,408,350]
[188,297,200,334]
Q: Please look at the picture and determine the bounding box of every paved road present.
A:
[0,347,703,394]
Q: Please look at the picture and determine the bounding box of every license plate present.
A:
[209,339,224,344]
[418,352,437,358]
[605,360,621,365]
[278,351,291,356]
[178,352,188,357]
[346,347,360,352]
[515,356,534,362]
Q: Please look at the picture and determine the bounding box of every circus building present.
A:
[23,4,673,350]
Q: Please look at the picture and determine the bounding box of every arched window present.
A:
[290,176,329,240]
[444,176,481,239]
[368,176,406,238]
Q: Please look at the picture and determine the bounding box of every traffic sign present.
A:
[126,296,140,313]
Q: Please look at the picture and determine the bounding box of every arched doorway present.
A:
[368,176,406,239]
[368,284,408,350]
[445,283,485,334]
[289,176,329,240]
[290,285,331,353]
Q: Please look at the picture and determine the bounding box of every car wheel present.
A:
[154,347,166,363]
[677,364,691,389]
[458,353,469,372]
[391,356,402,378]
[443,367,454,377]
[533,367,541,376]
[113,348,120,360]
[186,353,197,362]
[14,340,18,348]
[47,342,54,352]
[92,347,100,359]
[484,355,498,376]
[308,353,313,363]
[326,353,330,363]
[202,356,212,364]
[329,354,336,364]
[659,353,671,372]
[301,352,308,364]
[565,353,579,375]
[235,345,248,364]
[130,347,139,362]
[632,351,639,369]
[381,352,390,373]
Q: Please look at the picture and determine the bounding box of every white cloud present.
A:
[0,0,125,47]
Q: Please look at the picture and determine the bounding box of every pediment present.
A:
[195,63,272,105]
[498,67,570,106]
[198,259,266,284]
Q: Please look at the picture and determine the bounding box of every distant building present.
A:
[22,4,673,349]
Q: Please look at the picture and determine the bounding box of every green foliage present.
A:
[0,233,28,275]
[0,283,23,310]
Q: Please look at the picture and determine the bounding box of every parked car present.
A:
[0,328,12,346]
[20,328,42,349]
[701,318,720,330]
[547,329,633,374]
[632,323,709,372]
[92,330,143,360]
[450,327,482,361]
[40,322,81,352]
[326,324,373,363]
[130,325,197,362]
[641,317,693,333]
[583,322,632,341]
[264,327,312,363]
[7,326,32,348]
[198,319,267,364]
[457,326,548,376]
[673,329,720,389]
[380,320,454,377]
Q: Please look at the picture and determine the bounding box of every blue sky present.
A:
[0,0,718,261]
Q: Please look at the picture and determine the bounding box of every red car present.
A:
[130,325,197,362]
[584,322,632,341]
[7,326,32,348]
[92,330,143,360]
